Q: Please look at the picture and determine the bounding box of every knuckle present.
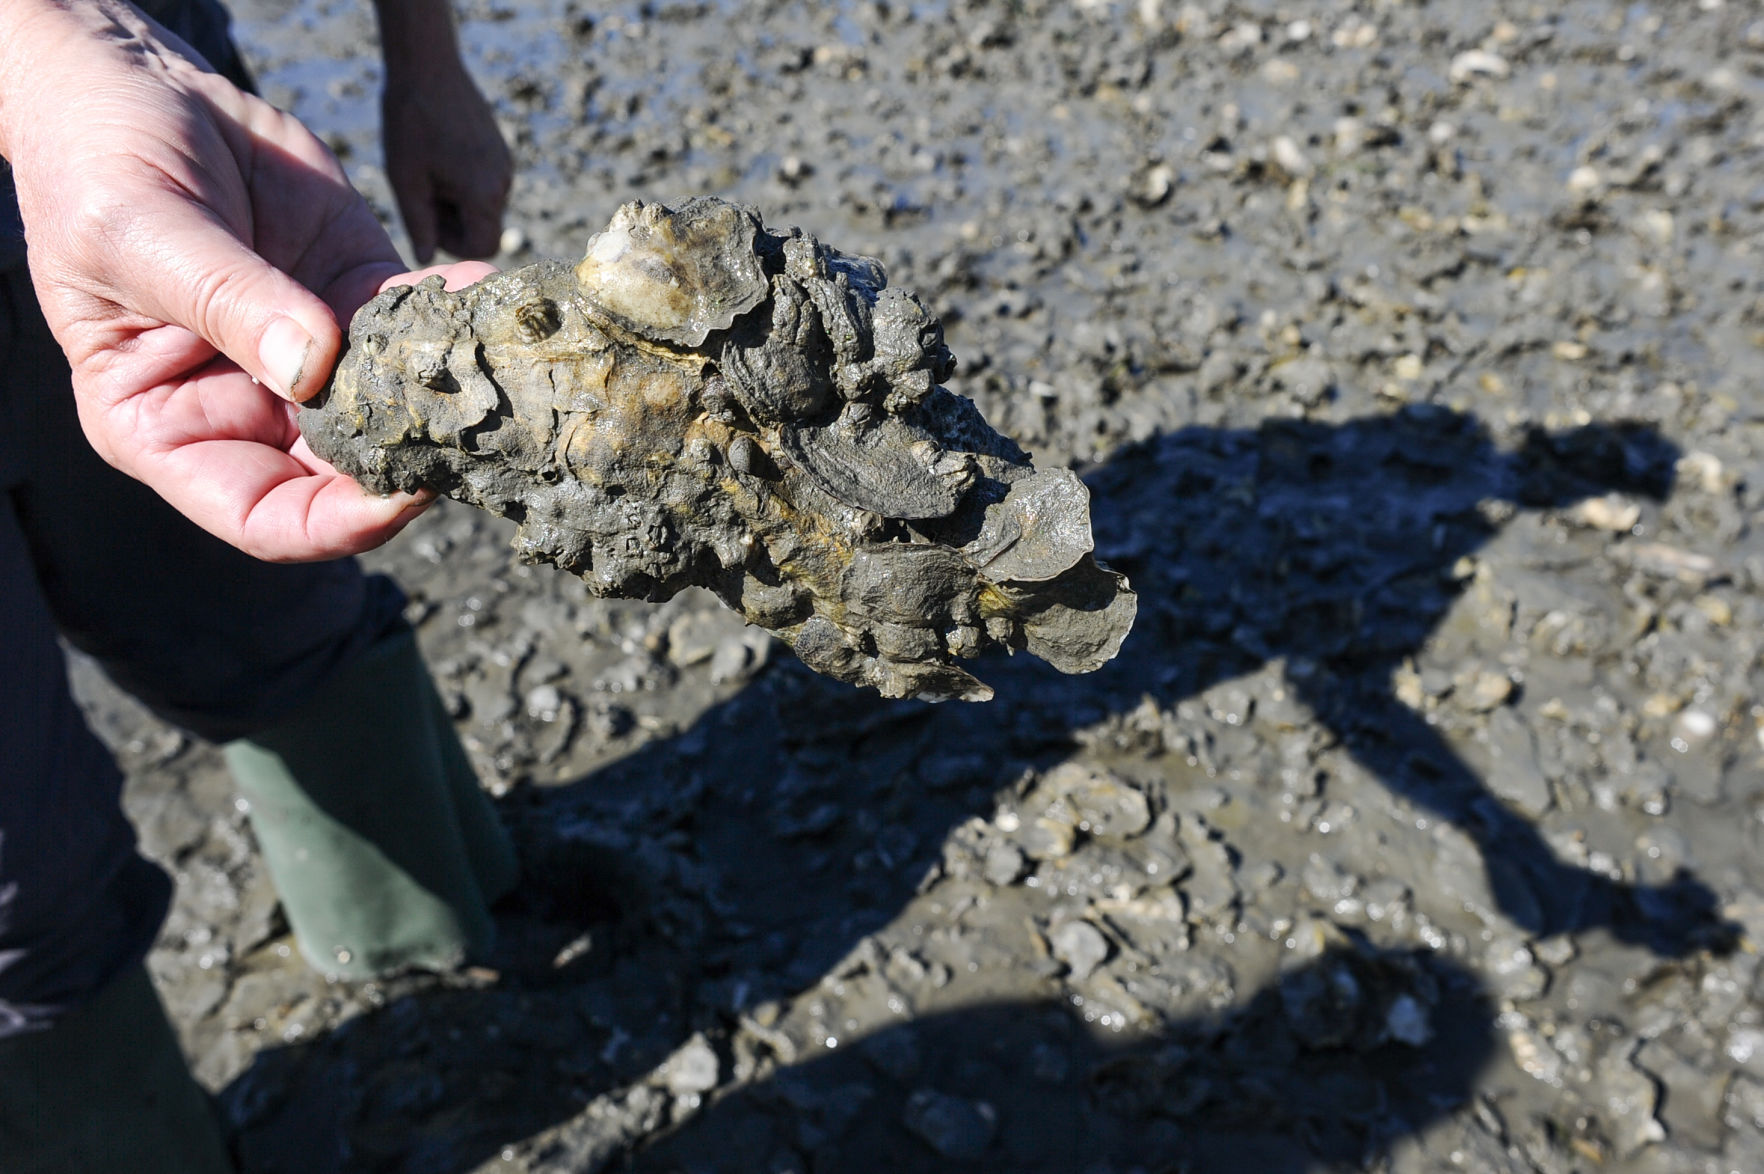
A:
[173,249,266,348]
[62,189,140,259]
[185,263,246,342]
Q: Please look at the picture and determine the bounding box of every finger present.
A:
[392,169,440,266]
[445,196,505,260]
[244,476,436,562]
[435,172,507,260]
[151,436,435,561]
[320,257,414,324]
[378,260,497,295]
[122,194,344,403]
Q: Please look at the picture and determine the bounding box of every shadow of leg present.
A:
[1294,672,1736,959]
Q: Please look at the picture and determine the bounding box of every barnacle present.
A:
[300,198,1135,701]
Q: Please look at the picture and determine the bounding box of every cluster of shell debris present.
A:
[302,198,1134,701]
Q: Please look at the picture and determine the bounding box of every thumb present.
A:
[134,199,344,401]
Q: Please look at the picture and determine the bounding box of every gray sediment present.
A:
[86,1,1764,1171]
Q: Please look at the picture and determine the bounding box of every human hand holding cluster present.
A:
[0,0,503,561]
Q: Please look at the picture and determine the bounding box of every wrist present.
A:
[373,0,467,83]
[0,0,174,162]
[0,0,86,160]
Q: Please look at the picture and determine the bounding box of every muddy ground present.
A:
[78,0,1764,1170]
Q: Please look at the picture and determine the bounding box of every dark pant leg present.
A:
[0,490,171,1038]
[0,261,401,1029]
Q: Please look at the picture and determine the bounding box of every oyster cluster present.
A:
[301,198,1135,700]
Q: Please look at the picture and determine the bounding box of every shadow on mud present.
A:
[1078,406,1733,958]
[629,944,1494,1174]
[220,406,1734,1172]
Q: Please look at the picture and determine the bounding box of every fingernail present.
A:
[258,316,315,400]
[385,491,437,529]
[378,487,435,514]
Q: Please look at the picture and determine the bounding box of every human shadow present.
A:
[221,927,1494,1174]
[219,405,1731,1172]
[629,942,1495,1174]
[1060,406,1734,957]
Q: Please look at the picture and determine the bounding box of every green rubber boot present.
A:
[224,625,519,980]
[0,964,233,1174]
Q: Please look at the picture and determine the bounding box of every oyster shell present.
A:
[575,197,770,347]
[301,198,1135,701]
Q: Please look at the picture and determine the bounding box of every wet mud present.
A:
[77,0,1764,1171]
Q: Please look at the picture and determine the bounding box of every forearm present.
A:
[373,0,508,261]
[371,0,468,81]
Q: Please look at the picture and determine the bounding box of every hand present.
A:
[0,1,478,561]
[377,3,512,263]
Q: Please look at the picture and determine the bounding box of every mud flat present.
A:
[81,0,1764,1170]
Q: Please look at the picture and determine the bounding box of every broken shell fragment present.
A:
[301,197,1135,700]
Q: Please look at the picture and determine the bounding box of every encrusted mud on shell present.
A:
[300,197,1136,701]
